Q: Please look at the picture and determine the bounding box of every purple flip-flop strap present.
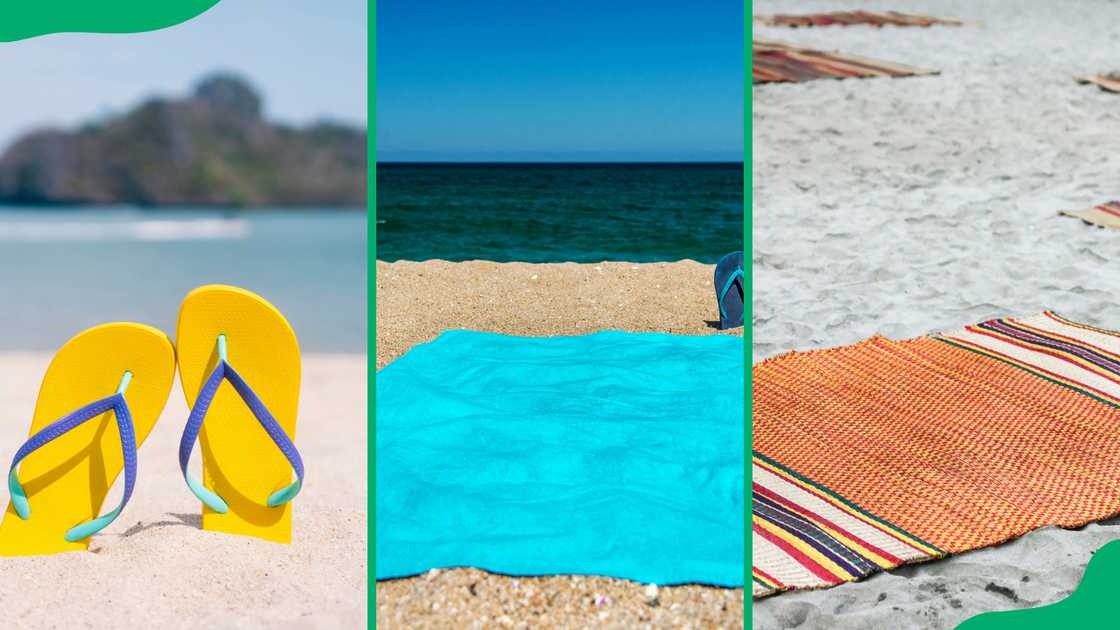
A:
[7,374,138,543]
[178,353,303,513]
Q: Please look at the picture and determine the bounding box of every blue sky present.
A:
[377,0,743,162]
[0,1,366,150]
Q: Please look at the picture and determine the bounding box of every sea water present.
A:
[0,207,366,353]
[376,162,744,263]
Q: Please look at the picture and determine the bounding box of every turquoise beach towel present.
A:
[375,330,744,586]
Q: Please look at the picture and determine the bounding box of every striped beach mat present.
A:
[1060,200,1120,229]
[752,312,1120,598]
[1076,75,1120,93]
[753,39,938,84]
[755,11,963,28]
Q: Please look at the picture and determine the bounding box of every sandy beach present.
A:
[376,259,743,629]
[0,353,368,629]
[376,260,743,368]
[753,0,1120,627]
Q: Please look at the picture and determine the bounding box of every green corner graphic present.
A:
[0,1,220,42]
[958,538,1120,628]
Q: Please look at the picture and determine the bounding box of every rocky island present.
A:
[0,73,366,207]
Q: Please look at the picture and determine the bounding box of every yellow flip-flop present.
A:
[176,285,302,543]
[0,323,175,556]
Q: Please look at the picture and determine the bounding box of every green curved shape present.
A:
[957,539,1120,628]
[0,0,221,42]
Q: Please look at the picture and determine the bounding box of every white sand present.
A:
[753,0,1120,627]
[0,353,367,629]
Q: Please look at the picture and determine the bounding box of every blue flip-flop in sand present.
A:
[714,251,744,330]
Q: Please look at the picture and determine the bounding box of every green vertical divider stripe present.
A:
[743,0,751,627]
[369,1,378,627]
[0,1,220,42]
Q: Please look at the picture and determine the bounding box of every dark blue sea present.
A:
[375,163,743,263]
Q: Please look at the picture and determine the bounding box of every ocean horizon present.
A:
[375,162,744,263]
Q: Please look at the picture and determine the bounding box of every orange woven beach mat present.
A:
[752,312,1120,597]
[755,11,964,28]
[752,39,938,84]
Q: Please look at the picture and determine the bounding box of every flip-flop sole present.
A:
[176,285,301,543]
[0,323,175,556]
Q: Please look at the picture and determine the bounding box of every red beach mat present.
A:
[753,39,938,84]
[755,11,963,28]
